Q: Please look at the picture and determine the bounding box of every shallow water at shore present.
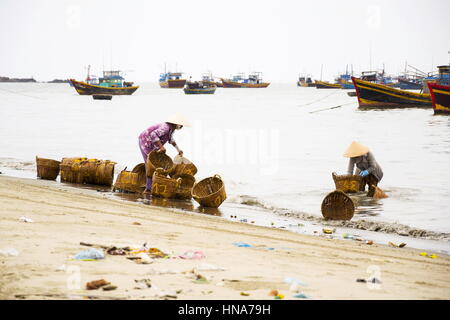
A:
[1,82,449,252]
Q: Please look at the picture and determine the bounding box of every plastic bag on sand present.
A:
[19,216,33,223]
[73,248,105,260]
[0,248,19,257]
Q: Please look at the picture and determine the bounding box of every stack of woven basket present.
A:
[36,155,116,187]
[143,151,226,208]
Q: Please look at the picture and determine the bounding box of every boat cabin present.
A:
[160,72,184,82]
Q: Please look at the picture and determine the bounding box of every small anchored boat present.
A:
[183,81,216,94]
[314,80,342,89]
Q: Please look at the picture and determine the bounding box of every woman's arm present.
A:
[347,157,355,175]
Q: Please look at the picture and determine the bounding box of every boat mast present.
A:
[320,64,323,81]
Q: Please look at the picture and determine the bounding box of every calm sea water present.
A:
[1,82,449,250]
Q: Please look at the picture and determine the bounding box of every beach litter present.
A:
[342,233,361,240]
[284,277,307,292]
[19,216,33,223]
[322,228,335,234]
[193,274,210,284]
[232,242,253,248]
[356,277,382,284]
[134,252,152,264]
[293,293,309,299]
[102,285,117,291]
[268,290,278,296]
[106,247,127,255]
[73,248,105,261]
[196,263,226,271]
[389,242,407,248]
[274,294,285,299]
[365,240,374,245]
[134,278,152,289]
[86,279,110,290]
[240,292,250,296]
[420,252,438,259]
[179,250,206,260]
[0,248,19,257]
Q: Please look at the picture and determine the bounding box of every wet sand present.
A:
[1,175,449,300]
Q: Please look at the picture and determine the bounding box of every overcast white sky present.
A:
[1,0,449,82]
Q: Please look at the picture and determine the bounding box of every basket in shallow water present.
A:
[146,151,174,178]
[60,157,87,183]
[192,175,226,208]
[173,174,196,200]
[151,168,182,199]
[321,190,355,220]
[80,159,116,186]
[113,163,146,193]
[36,156,61,180]
[332,172,364,193]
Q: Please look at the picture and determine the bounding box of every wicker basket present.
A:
[321,190,355,220]
[36,156,61,180]
[151,168,182,199]
[80,159,116,186]
[170,163,198,177]
[332,172,363,193]
[192,175,226,208]
[113,163,146,193]
[173,173,196,200]
[60,157,86,183]
[146,151,174,178]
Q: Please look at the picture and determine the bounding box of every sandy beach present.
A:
[0,175,449,300]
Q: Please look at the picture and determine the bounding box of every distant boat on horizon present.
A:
[159,72,186,88]
[221,72,270,88]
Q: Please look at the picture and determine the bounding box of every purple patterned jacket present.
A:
[139,122,175,154]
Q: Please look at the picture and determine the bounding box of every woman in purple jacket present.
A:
[139,113,190,193]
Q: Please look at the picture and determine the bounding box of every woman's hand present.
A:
[158,145,166,153]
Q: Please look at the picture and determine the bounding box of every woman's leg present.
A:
[366,174,379,197]
[139,141,152,191]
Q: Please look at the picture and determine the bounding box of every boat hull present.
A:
[398,78,422,90]
[221,80,270,88]
[297,81,316,87]
[352,77,431,109]
[159,79,187,88]
[314,80,342,89]
[428,83,450,115]
[184,87,216,94]
[69,79,138,95]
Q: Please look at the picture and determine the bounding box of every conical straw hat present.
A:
[343,141,369,158]
[166,113,191,127]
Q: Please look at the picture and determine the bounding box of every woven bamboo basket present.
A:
[36,156,61,180]
[113,163,146,193]
[192,175,226,208]
[60,157,87,183]
[332,172,364,193]
[173,173,196,200]
[151,168,182,199]
[146,151,174,178]
[321,190,355,220]
[170,163,198,177]
[80,159,116,186]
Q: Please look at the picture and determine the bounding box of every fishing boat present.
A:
[297,75,315,87]
[427,83,450,115]
[352,76,431,109]
[314,80,342,89]
[69,70,139,95]
[201,72,223,87]
[159,72,187,88]
[422,65,450,93]
[221,72,270,88]
[335,66,355,89]
[183,81,216,94]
